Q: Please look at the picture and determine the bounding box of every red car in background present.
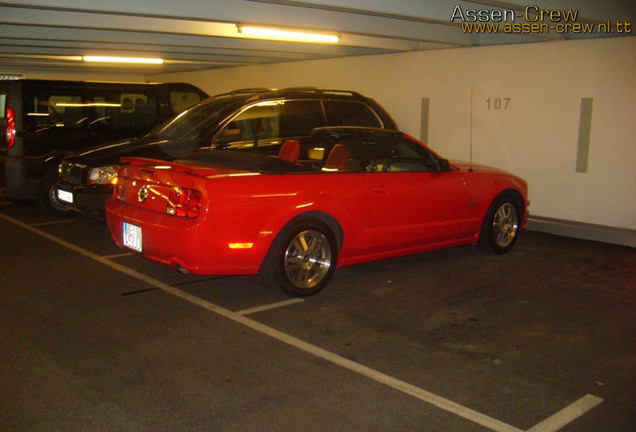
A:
[105,127,529,297]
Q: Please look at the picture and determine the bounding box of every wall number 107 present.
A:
[485,97,511,110]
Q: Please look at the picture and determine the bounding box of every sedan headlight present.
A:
[88,164,120,185]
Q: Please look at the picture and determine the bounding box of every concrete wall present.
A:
[153,37,636,233]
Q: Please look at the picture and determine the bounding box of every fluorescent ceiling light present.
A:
[237,25,339,44]
[83,56,164,64]
[55,102,122,107]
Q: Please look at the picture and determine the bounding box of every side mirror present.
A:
[437,158,452,172]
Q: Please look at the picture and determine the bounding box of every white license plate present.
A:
[57,189,73,204]
[122,221,143,252]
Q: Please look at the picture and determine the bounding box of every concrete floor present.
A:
[1,201,634,431]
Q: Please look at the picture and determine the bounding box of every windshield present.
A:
[148,96,247,141]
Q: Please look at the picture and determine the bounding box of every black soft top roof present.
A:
[182,148,312,174]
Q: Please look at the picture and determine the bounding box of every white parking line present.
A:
[102,252,134,259]
[237,298,305,315]
[526,394,604,432]
[0,211,604,431]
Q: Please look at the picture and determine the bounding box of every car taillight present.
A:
[115,177,127,201]
[6,107,16,148]
[167,187,202,218]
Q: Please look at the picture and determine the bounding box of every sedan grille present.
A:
[60,161,88,185]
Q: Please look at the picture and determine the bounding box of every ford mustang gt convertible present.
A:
[105,127,529,297]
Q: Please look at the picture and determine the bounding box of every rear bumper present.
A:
[105,198,262,276]
[55,181,112,215]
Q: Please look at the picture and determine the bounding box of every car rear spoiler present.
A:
[119,157,221,177]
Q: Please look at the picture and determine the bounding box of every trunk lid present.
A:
[115,157,250,217]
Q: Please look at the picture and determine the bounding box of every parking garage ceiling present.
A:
[0,0,634,76]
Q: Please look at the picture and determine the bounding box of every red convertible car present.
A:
[105,127,529,296]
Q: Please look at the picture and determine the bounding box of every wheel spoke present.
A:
[291,238,305,255]
[286,255,303,268]
[308,236,322,254]
[313,257,329,267]
[297,267,309,284]
[298,233,309,253]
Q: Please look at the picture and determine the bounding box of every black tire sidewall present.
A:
[39,169,72,216]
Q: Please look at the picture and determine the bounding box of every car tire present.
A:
[261,219,339,297]
[478,192,522,254]
[39,169,73,216]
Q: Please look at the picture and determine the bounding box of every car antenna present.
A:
[469,86,474,173]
